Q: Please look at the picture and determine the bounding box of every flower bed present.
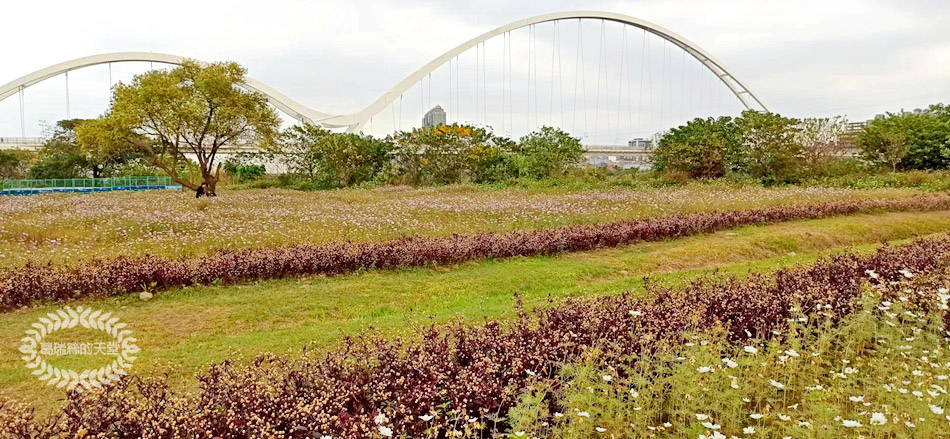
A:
[3,234,949,437]
[3,194,950,310]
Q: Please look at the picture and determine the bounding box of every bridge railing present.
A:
[0,137,44,145]
[1,175,176,190]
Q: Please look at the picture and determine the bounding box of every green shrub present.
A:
[738,110,804,184]
[512,126,585,179]
[281,124,392,188]
[653,116,742,178]
[223,158,266,182]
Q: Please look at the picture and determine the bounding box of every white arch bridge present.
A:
[0,10,767,137]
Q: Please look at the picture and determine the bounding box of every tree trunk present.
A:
[205,162,222,194]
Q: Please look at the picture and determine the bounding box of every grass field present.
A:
[3,208,949,410]
[0,183,928,267]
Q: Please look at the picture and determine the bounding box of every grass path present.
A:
[2,209,949,409]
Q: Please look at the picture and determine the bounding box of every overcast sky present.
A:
[1,0,949,140]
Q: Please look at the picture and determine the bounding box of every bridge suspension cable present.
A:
[0,11,767,140]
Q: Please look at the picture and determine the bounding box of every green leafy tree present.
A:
[653,117,742,178]
[280,124,331,181]
[513,126,584,179]
[389,124,499,185]
[0,150,31,179]
[76,60,280,193]
[28,119,92,179]
[281,124,392,188]
[858,115,908,172]
[737,110,803,184]
[894,105,950,169]
[796,116,848,175]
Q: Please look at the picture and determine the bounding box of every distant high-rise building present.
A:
[627,138,653,149]
[422,105,446,128]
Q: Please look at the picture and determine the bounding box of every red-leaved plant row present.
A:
[4,194,950,311]
[3,235,950,438]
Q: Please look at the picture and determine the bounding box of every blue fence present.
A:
[0,176,182,196]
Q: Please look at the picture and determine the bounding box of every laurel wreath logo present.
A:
[18,306,139,391]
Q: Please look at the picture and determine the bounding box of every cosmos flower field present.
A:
[1,183,949,438]
[0,184,925,267]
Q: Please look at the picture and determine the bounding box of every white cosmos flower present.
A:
[849,396,865,403]
[554,412,564,418]
[842,420,863,428]
[374,413,389,425]
[865,269,880,279]
[697,366,713,373]
[742,426,755,434]
[525,369,536,376]
[899,269,914,278]
[784,349,800,358]
[577,411,590,418]
[750,414,764,420]
[702,422,721,430]
[906,421,916,428]
[744,346,758,354]
[595,427,607,433]
[931,405,945,415]
[778,414,791,421]
[696,414,710,421]
[419,414,433,421]
[722,358,738,368]
[870,412,887,426]
[378,426,393,437]
[770,380,785,389]
[602,375,612,382]
[514,431,526,437]
[913,391,924,398]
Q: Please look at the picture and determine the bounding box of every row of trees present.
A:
[1,60,581,193]
[653,111,847,183]
[654,105,950,183]
[857,104,950,171]
[277,123,585,188]
[12,60,946,191]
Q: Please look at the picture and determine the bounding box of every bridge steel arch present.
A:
[0,52,334,125]
[326,10,769,131]
[0,11,767,133]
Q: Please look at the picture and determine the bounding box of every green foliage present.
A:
[389,123,501,185]
[280,124,392,188]
[737,110,803,184]
[796,116,848,175]
[858,114,909,171]
[512,126,585,179]
[76,60,280,193]
[857,105,950,171]
[0,150,33,179]
[28,119,92,179]
[653,116,742,178]
[223,157,266,182]
[656,111,808,183]
[507,286,950,438]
